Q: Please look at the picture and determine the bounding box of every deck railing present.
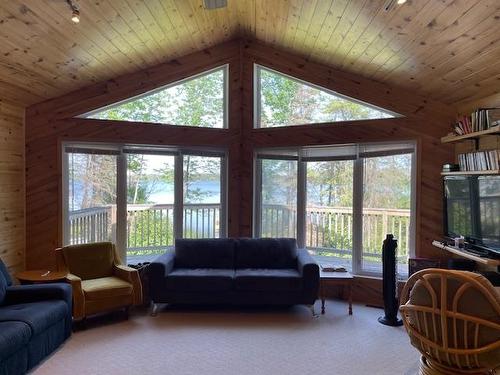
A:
[69,204,410,261]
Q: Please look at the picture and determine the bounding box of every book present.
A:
[457,149,500,171]
[452,108,500,135]
[320,264,347,272]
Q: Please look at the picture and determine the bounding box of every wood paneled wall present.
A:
[0,99,25,273]
[25,39,456,272]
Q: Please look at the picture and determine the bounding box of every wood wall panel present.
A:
[0,99,25,274]
[26,39,455,281]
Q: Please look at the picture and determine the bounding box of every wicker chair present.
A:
[400,269,500,375]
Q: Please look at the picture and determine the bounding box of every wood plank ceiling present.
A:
[1,0,499,109]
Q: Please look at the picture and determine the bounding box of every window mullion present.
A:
[297,158,306,248]
[253,158,263,237]
[174,154,184,240]
[352,157,364,275]
[116,151,128,262]
[220,155,227,237]
[61,148,69,246]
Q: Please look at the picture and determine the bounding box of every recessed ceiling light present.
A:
[203,0,227,10]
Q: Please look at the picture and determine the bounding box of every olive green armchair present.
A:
[56,242,142,322]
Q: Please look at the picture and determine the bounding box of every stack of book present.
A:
[453,108,500,135]
[458,150,499,171]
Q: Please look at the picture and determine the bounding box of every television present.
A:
[443,175,500,255]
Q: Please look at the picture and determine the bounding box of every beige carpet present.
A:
[34,301,420,375]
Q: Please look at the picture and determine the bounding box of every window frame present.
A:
[81,65,230,129]
[253,141,417,278]
[253,64,401,129]
[62,142,228,261]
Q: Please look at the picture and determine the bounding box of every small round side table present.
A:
[15,270,67,284]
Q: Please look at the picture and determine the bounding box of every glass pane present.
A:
[260,159,297,238]
[258,66,396,128]
[306,160,354,271]
[126,154,175,263]
[86,67,226,128]
[362,154,412,275]
[444,177,472,238]
[67,153,117,245]
[183,155,222,238]
[478,176,500,250]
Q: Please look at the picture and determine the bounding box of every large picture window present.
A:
[82,65,228,128]
[254,65,399,128]
[63,143,227,263]
[254,142,416,277]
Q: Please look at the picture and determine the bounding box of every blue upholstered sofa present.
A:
[148,238,320,314]
[0,260,72,375]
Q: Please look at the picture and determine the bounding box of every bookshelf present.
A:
[441,125,500,143]
[441,121,499,175]
[441,169,499,176]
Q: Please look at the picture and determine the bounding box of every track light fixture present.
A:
[384,0,407,11]
[66,0,80,23]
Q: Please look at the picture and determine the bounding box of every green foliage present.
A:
[89,69,225,128]
[259,67,393,127]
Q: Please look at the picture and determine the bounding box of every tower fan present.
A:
[378,234,403,326]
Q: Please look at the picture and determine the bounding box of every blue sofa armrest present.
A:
[5,283,72,309]
[297,249,320,293]
[149,251,175,278]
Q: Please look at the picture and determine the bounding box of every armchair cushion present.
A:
[235,238,298,269]
[61,242,115,280]
[0,321,31,360]
[0,300,69,336]
[175,239,235,269]
[166,268,234,292]
[82,277,133,300]
[235,269,302,291]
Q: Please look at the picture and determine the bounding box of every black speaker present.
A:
[378,234,403,326]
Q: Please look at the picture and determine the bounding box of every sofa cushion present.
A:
[235,269,302,291]
[0,301,68,336]
[0,321,31,360]
[166,268,234,292]
[235,238,298,269]
[82,277,133,300]
[0,270,7,306]
[175,239,236,269]
[62,242,115,280]
[0,259,13,286]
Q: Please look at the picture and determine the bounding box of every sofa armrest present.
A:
[147,251,175,301]
[148,251,175,279]
[65,273,85,320]
[4,283,72,307]
[114,265,143,305]
[297,249,320,293]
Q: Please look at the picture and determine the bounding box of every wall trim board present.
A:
[0,100,25,274]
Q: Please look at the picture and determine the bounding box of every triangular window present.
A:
[83,66,227,128]
[255,65,400,128]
